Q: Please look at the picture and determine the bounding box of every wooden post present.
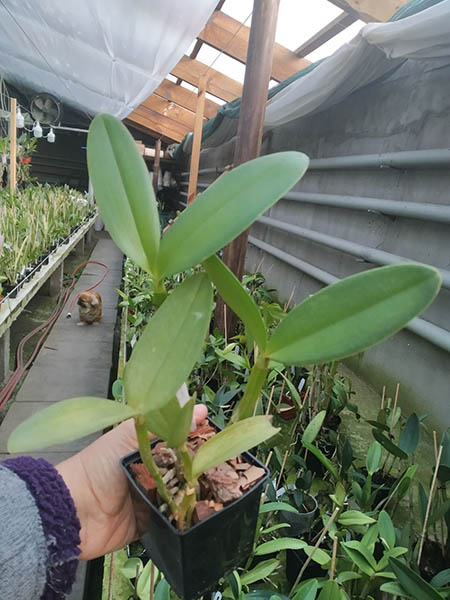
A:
[217,0,280,333]
[187,74,208,205]
[9,97,17,193]
[152,138,162,194]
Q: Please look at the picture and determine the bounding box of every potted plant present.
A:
[7,115,442,599]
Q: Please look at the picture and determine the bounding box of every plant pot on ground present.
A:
[122,421,269,599]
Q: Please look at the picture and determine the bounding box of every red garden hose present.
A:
[0,260,109,412]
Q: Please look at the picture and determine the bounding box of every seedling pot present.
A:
[280,493,318,537]
[121,447,269,600]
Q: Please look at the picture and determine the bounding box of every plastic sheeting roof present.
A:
[0,0,217,119]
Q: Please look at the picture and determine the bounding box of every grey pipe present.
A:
[308,148,450,171]
[257,215,450,289]
[282,191,450,224]
[248,236,450,354]
[180,182,450,224]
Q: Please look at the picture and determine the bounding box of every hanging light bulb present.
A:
[47,128,55,143]
[16,108,24,129]
[33,121,42,138]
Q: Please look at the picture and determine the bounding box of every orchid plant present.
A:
[8,115,441,531]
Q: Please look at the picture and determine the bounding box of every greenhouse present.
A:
[0,1,449,599]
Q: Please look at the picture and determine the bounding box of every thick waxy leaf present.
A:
[399,413,420,456]
[240,559,280,586]
[318,581,341,600]
[266,265,441,365]
[191,416,278,478]
[378,510,396,549]
[124,274,212,414]
[254,538,307,555]
[292,579,318,600]
[157,152,309,277]
[8,397,137,452]
[389,558,441,600]
[366,441,382,475]
[302,410,326,445]
[146,396,194,448]
[87,115,160,275]
[338,510,376,526]
[372,429,408,460]
[259,501,299,514]
[203,254,267,350]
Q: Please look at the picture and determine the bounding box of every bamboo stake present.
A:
[381,385,386,410]
[330,536,339,580]
[265,385,275,415]
[9,98,17,193]
[290,507,340,595]
[187,74,208,205]
[417,445,443,566]
[389,383,400,436]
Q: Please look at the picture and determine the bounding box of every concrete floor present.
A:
[0,234,123,599]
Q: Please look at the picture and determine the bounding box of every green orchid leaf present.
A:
[342,541,376,576]
[259,501,299,514]
[302,440,340,481]
[240,559,280,586]
[399,413,420,456]
[366,441,382,476]
[191,416,278,478]
[266,265,441,365]
[8,397,138,452]
[254,538,307,555]
[87,115,160,275]
[318,581,341,600]
[389,558,441,600]
[302,410,326,445]
[146,396,194,448]
[378,510,396,549]
[120,557,143,579]
[157,152,309,278]
[292,579,318,600]
[124,273,212,414]
[203,254,267,351]
[154,579,170,600]
[338,510,376,526]
[372,429,408,460]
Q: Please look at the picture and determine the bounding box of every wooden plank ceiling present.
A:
[126,0,411,145]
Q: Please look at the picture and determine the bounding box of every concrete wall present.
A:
[186,55,450,432]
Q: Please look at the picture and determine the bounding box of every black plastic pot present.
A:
[121,447,269,600]
[280,493,318,537]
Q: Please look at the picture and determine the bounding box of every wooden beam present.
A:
[126,106,191,143]
[9,97,17,192]
[198,10,310,82]
[152,138,161,193]
[141,95,197,130]
[327,0,409,22]
[153,79,220,119]
[218,0,280,334]
[187,75,208,205]
[171,55,242,103]
[295,12,356,57]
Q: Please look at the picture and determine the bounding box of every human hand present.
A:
[57,405,208,560]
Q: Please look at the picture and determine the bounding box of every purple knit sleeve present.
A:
[2,457,81,600]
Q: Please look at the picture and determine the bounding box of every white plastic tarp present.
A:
[0,0,217,119]
[265,0,450,127]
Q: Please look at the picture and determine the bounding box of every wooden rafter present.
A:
[198,11,311,83]
[139,95,197,131]
[171,55,242,102]
[295,12,356,57]
[327,0,410,22]
[153,79,219,119]
[126,104,191,143]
